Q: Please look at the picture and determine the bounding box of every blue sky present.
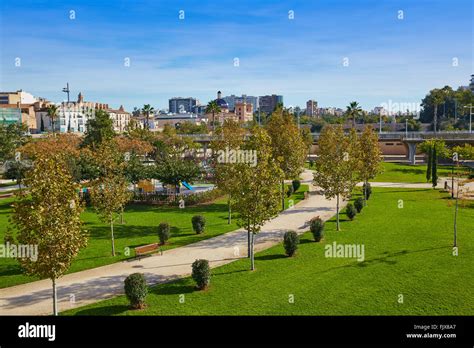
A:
[0,0,472,111]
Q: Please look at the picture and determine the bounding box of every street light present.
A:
[464,105,473,133]
[62,83,70,103]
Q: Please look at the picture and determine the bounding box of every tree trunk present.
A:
[247,226,251,258]
[111,218,116,256]
[227,195,231,224]
[336,194,340,231]
[363,180,367,206]
[281,180,285,211]
[250,232,255,271]
[52,278,58,316]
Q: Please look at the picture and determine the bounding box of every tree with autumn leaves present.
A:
[210,119,246,224]
[266,107,308,211]
[232,126,283,270]
[9,155,88,316]
[88,141,132,256]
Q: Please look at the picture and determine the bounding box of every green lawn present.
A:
[373,162,467,183]
[64,187,473,316]
[0,185,309,288]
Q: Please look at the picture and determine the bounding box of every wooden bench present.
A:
[134,243,161,259]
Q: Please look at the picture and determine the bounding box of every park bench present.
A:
[134,243,162,259]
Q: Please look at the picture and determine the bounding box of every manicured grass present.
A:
[0,185,309,288]
[64,187,473,316]
[373,162,467,183]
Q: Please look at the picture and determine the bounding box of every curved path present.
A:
[0,170,342,315]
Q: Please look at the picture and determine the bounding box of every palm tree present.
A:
[346,101,362,128]
[205,101,221,131]
[46,104,59,135]
[141,104,155,130]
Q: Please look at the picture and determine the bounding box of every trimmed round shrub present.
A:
[310,216,324,242]
[124,273,148,309]
[346,203,357,220]
[354,197,364,213]
[363,182,372,200]
[292,179,301,192]
[191,215,206,234]
[157,222,170,245]
[191,259,211,290]
[286,185,294,197]
[283,230,299,257]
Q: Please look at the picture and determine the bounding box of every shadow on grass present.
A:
[255,254,286,261]
[72,304,129,316]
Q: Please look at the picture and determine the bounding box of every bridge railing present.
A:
[179,131,474,142]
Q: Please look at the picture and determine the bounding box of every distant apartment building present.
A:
[0,90,37,105]
[234,101,253,122]
[258,94,283,114]
[108,105,131,132]
[306,100,318,117]
[169,97,198,114]
[223,94,258,112]
[317,107,344,117]
[154,113,205,129]
[47,92,130,133]
[0,90,43,131]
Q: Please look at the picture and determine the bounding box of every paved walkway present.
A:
[0,170,342,316]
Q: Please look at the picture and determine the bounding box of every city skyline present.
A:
[0,0,472,111]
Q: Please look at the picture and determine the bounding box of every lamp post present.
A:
[405,119,408,138]
[62,83,70,103]
[464,105,473,133]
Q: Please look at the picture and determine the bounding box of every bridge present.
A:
[180,131,474,165]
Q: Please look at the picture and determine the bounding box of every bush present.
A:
[157,222,170,244]
[309,159,314,168]
[286,185,294,197]
[309,216,324,242]
[283,230,299,257]
[363,182,372,200]
[191,259,211,290]
[292,179,301,192]
[354,197,364,213]
[346,203,357,220]
[192,215,206,234]
[124,273,148,309]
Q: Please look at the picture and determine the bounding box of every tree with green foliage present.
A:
[0,123,29,162]
[426,146,432,182]
[82,109,116,149]
[232,126,283,270]
[141,104,155,130]
[313,126,358,231]
[266,107,307,210]
[431,146,438,188]
[205,100,221,131]
[10,156,87,315]
[345,101,362,128]
[46,104,59,134]
[153,158,201,198]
